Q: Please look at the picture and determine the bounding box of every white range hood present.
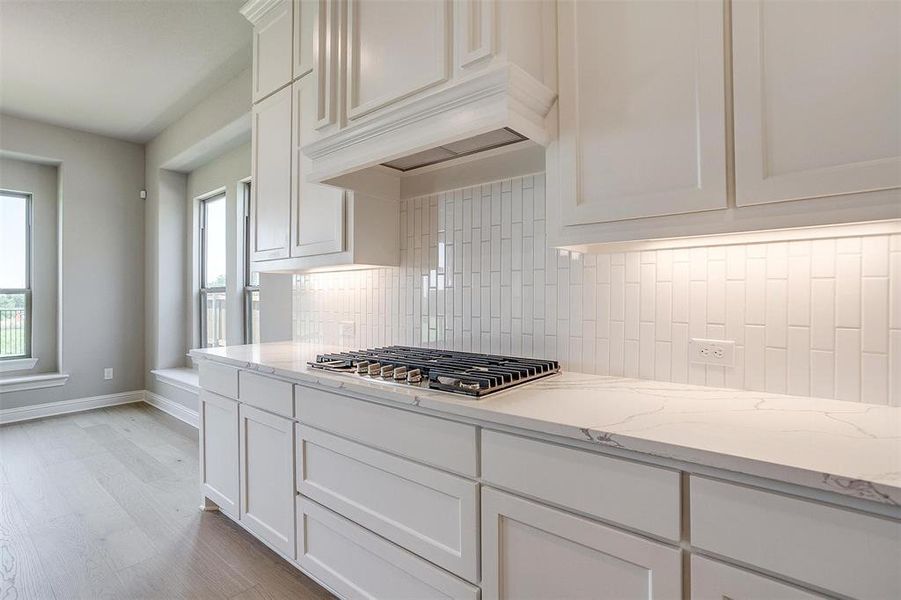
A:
[301,0,557,198]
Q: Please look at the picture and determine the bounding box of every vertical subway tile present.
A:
[626,252,641,283]
[787,327,810,396]
[726,245,745,280]
[639,322,655,379]
[656,249,673,281]
[625,283,640,340]
[861,277,888,353]
[862,235,889,277]
[655,341,672,381]
[811,238,836,277]
[640,264,656,322]
[810,278,835,350]
[787,254,811,326]
[689,281,707,338]
[745,325,766,392]
[707,260,726,324]
[861,352,888,405]
[834,328,861,402]
[890,330,901,407]
[672,261,690,323]
[655,282,672,342]
[671,323,689,383]
[745,258,766,325]
[610,321,625,376]
[725,280,746,345]
[624,339,640,378]
[835,253,861,328]
[765,279,787,348]
[810,350,835,399]
[890,252,901,328]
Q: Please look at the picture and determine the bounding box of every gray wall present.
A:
[0,157,59,375]
[0,114,145,410]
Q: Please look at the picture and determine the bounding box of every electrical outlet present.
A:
[104,367,114,380]
[689,338,735,366]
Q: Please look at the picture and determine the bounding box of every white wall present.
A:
[294,173,901,407]
[186,141,250,349]
[0,157,58,374]
[0,114,145,409]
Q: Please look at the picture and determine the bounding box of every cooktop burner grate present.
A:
[308,346,560,397]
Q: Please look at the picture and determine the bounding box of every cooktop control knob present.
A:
[355,361,369,374]
[367,362,381,376]
[393,366,408,380]
[380,365,394,378]
[406,368,422,384]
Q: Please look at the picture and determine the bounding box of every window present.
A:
[0,192,31,359]
[243,182,260,344]
[200,193,227,347]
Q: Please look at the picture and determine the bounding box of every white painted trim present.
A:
[143,391,199,428]
[240,0,283,24]
[0,372,69,393]
[0,357,39,373]
[0,389,141,424]
[151,368,200,395]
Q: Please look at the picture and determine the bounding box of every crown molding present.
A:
[240,0,284,24]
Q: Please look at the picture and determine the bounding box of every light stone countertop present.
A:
[190,342,901,508]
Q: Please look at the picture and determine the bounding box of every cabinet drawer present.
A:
[481,487,681,600]
[297,424,479,583]
[198,360,239,399]
[481,430,681,541]
[297,497,479,600]
[691,555,824,600]
[239,371,293,417]
[295,384,477,476]
[690,476,901,600]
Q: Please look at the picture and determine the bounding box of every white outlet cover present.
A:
[104,367,113,380]
[689,338,736,367]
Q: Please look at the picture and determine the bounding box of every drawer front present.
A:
[297,497,480,600]
[295,384,477,476]
[239,370,294,417]
[691,555,825,600]
[198,360,239,399]
[481,487,682,600]
[297,424,479,583]
[691,476,901,600]
[481,430,681,541]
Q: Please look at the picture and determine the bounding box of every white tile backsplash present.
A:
[294,174,901,406]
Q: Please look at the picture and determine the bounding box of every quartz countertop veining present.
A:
[190,342,901,507]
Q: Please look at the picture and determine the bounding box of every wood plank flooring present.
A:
[0,403,335,600]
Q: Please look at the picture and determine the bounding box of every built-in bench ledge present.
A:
[152,367,200,394]
[0,372,70,393]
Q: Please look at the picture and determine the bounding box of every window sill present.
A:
[152,367,200,395]
[0,357,39,373]
[0,372,69,393]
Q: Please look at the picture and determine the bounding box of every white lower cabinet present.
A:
[481,487,682,600]
[296,424,479,582]
[239,404,296,558]
[691,556,825,600]
[199,390,239,518]
[297,496,479,600]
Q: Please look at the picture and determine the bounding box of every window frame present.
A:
[0,191,32,360]
[199,192,227,348]
[242,181,260,344]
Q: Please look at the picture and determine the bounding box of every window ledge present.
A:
[0,357,39,373]
[152,367,200,395]
[0,372,69,393]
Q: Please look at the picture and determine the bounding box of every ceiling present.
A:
[0,0,252,143]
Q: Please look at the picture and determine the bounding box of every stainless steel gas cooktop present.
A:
[308,346,560,397]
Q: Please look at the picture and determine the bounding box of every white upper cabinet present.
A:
[250,85,293,261]
[346,0,451,121]
[556,0,727,225]
[291,76,345,257]
[293,0,316,79]
[247,0,294,102]
[732,0,901,206]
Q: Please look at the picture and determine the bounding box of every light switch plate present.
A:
[104,367,114,380]
[689,338,735,367]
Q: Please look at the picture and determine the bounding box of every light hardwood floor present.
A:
[0,402,335,600]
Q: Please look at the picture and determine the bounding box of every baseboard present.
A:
[0,390,145,424]
[143,391,199,428]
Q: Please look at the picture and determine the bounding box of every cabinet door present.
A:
[346,0,451,120]
[732,0,901,206]
[291,77,345,257]
[556,0,727,224]
[239,404,295,557]
[293,0,316,79]
[199,390,239,518]
[251,86,292,261]
[481,487,681,600]
[252,0,294,102]
[691,556,825,600]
